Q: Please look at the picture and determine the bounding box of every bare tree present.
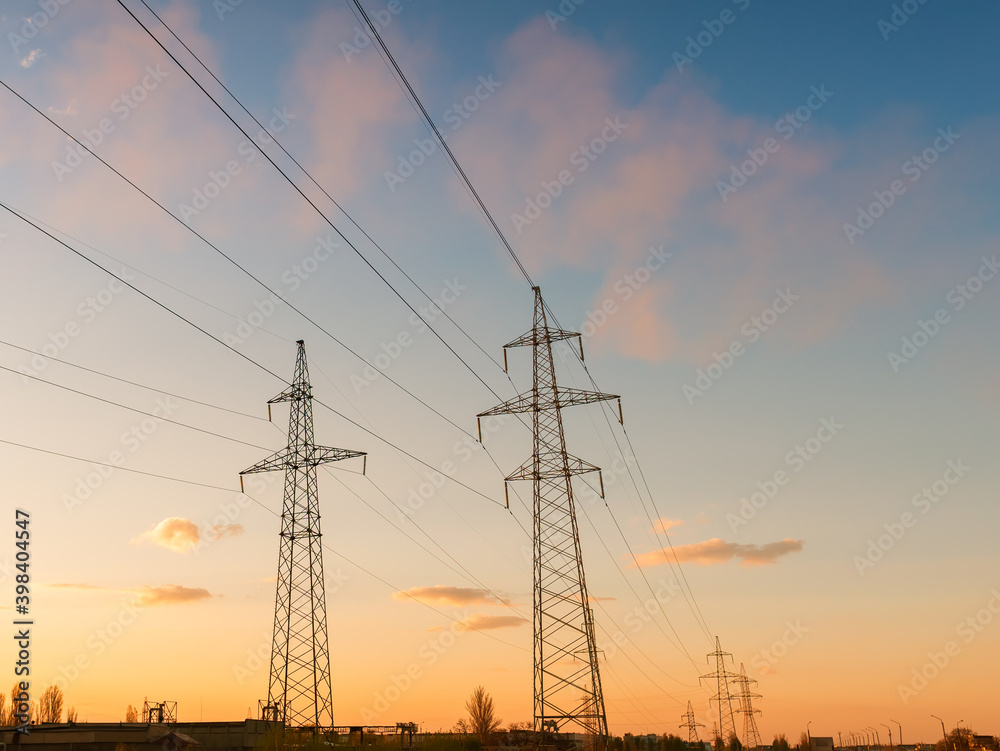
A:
[125,704,139,723]
[464,686,502,743]
[39,685,64,723]
[67,706,79,723]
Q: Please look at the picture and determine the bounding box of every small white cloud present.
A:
[19,48,43,68]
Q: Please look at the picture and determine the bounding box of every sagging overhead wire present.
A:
[346,0,715,645]
[0,201,506,509]
[113,0,510,408]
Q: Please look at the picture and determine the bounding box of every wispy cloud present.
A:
[456,614,528,632]
[631,538,804,568]
[135,585,212,606]
[47,582,214,605]
[393,585,509,607]
[19,48,43,68]
[653,517,684,533]
[133,517,242,553]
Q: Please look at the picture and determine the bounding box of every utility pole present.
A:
[479,287,620,741]
[241,340,365,728]
[700,637,738,747]
[681,701,705,746]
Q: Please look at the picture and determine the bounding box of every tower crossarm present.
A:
[477,389,622,438]
[239,446,365,487]
[503,326,582,350]
[478,389,534,419]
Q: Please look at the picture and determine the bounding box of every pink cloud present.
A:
[631,537,803,568]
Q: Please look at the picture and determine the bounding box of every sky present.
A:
[0,0,998,741]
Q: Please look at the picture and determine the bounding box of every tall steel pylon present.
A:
[240,340,365,728]
[701,637,738,747]
[681,701,705,745]
[478,286,621,740]
[733,663,762,751]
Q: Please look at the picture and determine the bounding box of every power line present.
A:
[0,75,475,443]
[0,201,506,509]
[114,0,509,409]
[346,0,715,661]
[0,337,266,422]
[345,0,534,288]
[0,361,276,452]
[133,0,504,375]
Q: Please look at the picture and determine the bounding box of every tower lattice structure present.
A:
[240,340,365,728]
[478,287,621,740]
[733,663,762,750]
[701,637,739,746]
[681,701,705,745]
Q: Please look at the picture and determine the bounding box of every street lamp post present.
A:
[931,715,948,751]
[882,723,893,751]
[890,720,902,748]
[871,728,881,748]
[808,722,813,751]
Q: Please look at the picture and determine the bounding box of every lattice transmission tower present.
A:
[240,340,365,728]
[680,701,705,745]
[733,663,762,750]
[701,637,739,747]
[478,287,621,740]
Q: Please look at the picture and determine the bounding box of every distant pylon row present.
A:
[697,637,764,750]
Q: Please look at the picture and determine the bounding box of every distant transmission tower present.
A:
[733,663,762,750]
[701,637,738,747]
[681,701,705,745]
[478,287,621,740]
[240,340,365,728]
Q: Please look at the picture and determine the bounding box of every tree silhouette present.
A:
[773,735,791,751]
[125,704,139,723]
[937,728,975,751]
[67,706,79,723]
[39,685,64,723]
[464,686,502,743]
